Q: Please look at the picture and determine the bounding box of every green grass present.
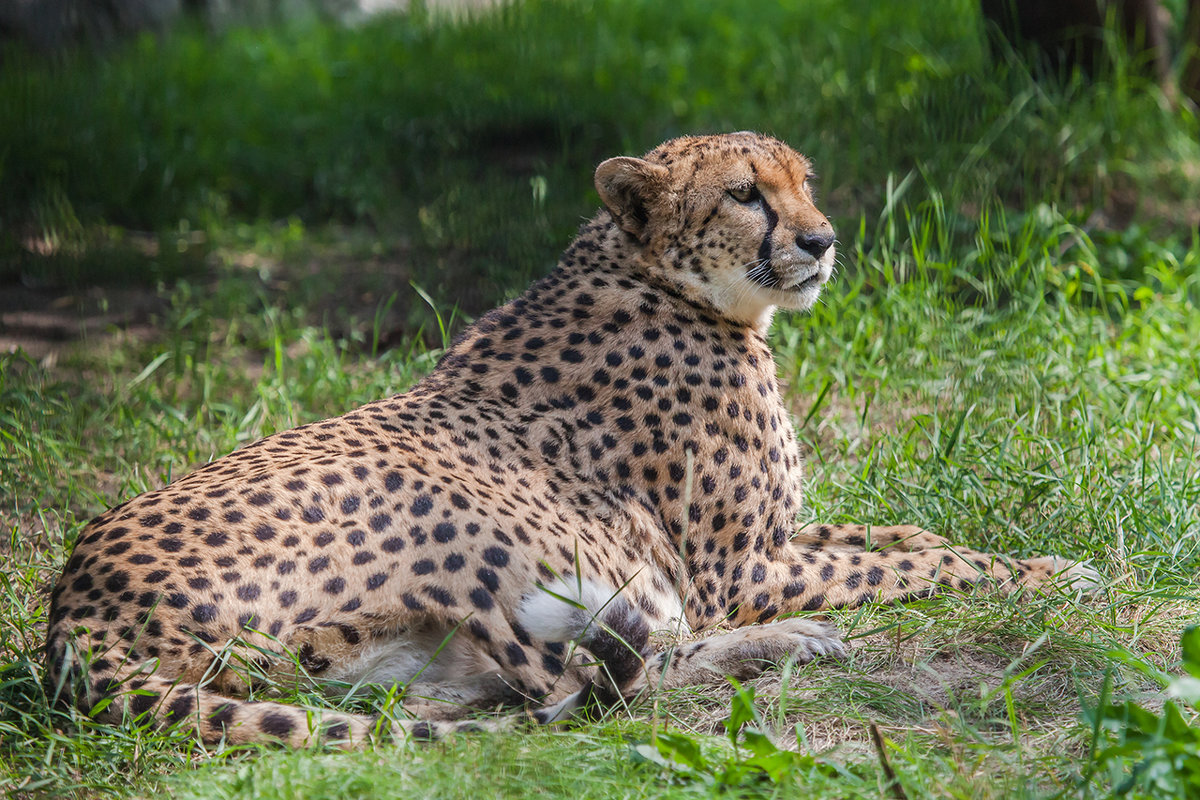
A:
[3,0,1200,797]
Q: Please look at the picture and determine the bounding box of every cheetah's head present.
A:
[595,132,835,331]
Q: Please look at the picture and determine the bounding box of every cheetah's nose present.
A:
[796,230,834,258]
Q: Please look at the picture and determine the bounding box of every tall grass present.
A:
[3,0,1197,296]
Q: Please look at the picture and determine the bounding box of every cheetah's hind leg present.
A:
[519,579,845,724]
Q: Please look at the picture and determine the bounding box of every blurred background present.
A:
[1,0,1198,357]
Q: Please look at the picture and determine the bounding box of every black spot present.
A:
[129,690,161,718]
[432,522,457,543]
[324,577,345,595]
[254,524,276,541]
[385,472,404,492]
[482,547,509,568]
[413,559,436,575]
[469,588,494,610]
[237,584,261,601]
[542,653,564,675]
[476,568,500,592]
[366,573,388,590]
[191,604,218,624]
[104,572,129,593]
[410,722,436,741]
[302,506,324,524]
[423,586,454,606]
[261,711,296,739]
[505,642,528,666]
[369,513,392,533]
[166,694,195,720]
[411,495,433,517]
[382,537,405,553]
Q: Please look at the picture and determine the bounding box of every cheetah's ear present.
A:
[595,157,670,240]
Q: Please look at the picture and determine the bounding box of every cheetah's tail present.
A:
[43,642,500,748]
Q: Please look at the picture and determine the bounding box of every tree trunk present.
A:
[1184,0,1200,108]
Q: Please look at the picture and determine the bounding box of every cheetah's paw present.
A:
[758,617,848,663]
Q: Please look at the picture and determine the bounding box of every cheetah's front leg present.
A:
[723,526,1098,625]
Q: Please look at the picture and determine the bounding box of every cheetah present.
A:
[45,132,1096,748]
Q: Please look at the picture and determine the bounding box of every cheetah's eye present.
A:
[728,185,760,204]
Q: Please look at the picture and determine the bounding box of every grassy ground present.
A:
[3,0,1200,797]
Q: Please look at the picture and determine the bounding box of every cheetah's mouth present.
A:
[782,269,825,293]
